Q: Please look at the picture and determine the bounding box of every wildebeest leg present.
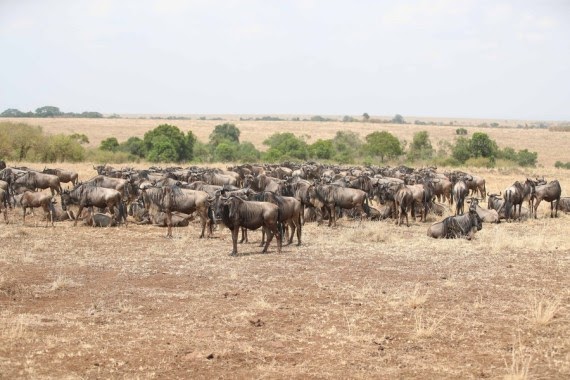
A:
[166,211,173,238]
[22,206,27,226]
[533,198,541,219]
[231,227,239,256]
[328,203,336,227]
[295,216,302,245]
[262,227,273,253]
[553,198,559,218]
[286,222,294,245]
[260,229,266,247]
[239,228,248,243]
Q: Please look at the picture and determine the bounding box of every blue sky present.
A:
[1,0,569,120]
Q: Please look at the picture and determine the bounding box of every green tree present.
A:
[516,149,537,167]
[209,123,240,147]
[362,113,370,122]
[469,132,498,158]
[364,131,402,162]
[70,133,90,144]
[35,106,63,117]
[310,139,334,160]
[407,131,434,161]
[214,141,238,162]
[456,128,468,135]
[143,124,194,162]
[1,108,26,117]
[119,136,145,157]
[263,132,309,161]
[38,134,85,162]
[391,114,405,124]
[236,142,261,162]
[332,131,363,163]
[100,137,120,152]
[452,137,471,163]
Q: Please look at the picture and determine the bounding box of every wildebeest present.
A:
[254,191,302,246]
[553,197,570,213]
[467,198,499,223]
[306,184,370,227]
[141,186,213,238]
[532,179,562,218]
[465,175,487,201]
[13,171,62,196]
[43,167,79,186]
[393,184,415,227]
[83,210,117,227]
[427,202,483,239]
[452,175,471,215]
[201,171,238,187]
[0,188,8,223]
[18,190,55,227]
[61,183,126,226]
[215,195,282,256]
[504,179,535,221]
[128,200,194,227]
[84,175,131,200]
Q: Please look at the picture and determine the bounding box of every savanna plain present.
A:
[1,117,569,379]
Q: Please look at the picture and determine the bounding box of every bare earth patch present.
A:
[1,203,568,378]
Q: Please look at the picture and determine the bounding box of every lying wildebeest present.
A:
[467,198,499,223]
[141,186,213,238]
[427,202,483,239]
[306,184,370,227]
[487,193,530,221]
[553,197,570,213]
[83,211,117,227]
[61,183,126,226]
[532,179,561,218]
[128,200,194,227]
[18,190,55,227]
[13,171,62,196]
[215,194,282,256]
[43,167,79,186]
[504,179,535,222]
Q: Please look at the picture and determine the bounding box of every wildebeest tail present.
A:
[118,201,128,226]
[277,207,285,238]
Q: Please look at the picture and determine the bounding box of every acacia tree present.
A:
[407,131,434,161]
[364,131,402,162]
[143,124,195,162]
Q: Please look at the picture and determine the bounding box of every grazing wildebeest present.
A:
[467,198,499,223]
[504,179,535,222]
[215,195,282,256]
[43,167,79,186]
[18,190,55,227]
[306,184,370,227]
[532,180,562,218]
[13,171,62,196]
[254,191,302,246]
[553,197,570,213]
[141,186,213,238]
[61,184,126,226]
[427,202,483,239]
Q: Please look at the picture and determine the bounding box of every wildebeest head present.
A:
[60,190,71,211]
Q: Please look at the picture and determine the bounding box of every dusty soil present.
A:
[1,192,568,379]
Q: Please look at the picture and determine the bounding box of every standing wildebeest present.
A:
[13,171,62,196]
[18,190,55,227]
[393,184,414,227]
[452,175,471,215]
[532,180,562,218]
[85,175,131,200]
[201,171,238,187]
[43,167,79,186]
[465,175,487,201]
[255,191,302,246]
[504,179,535,222]
[141,186,214,238]
[215,195,282,256]
[61,184,126,226]
[0,188,8,223]
[306,184,370,227]
[427,202,483,239]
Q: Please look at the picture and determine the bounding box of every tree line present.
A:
[1,106,103,118]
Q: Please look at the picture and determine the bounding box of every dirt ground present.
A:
[1,192,569,379]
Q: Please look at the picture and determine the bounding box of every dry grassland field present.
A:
[1,118,570,379]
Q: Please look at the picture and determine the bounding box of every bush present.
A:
[465,156,495,168]
[143,124,195,162]
[263,133,309,161]
[364,131,402,162]
[310,139,334,160]
[100,137,120,152]
[85,149,137,164]
[555,161,570,169]
[456,128,468,135]
[407,131,434,161]
[516,149,537,167]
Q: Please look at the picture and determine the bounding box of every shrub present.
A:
[555,161,570,169]
[516,149,537,167]
[407,131,434,161]
[465,156,495,168]
[456,128,468,135]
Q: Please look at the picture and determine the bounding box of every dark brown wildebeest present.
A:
[215,195,282,256]
[487,193,530,221]
[13,171,62,196]
[61,183,126,226]
[43,167,79,186]
[254,191,302,246]
[452,175,471,215]
[532,180,562,218]
[306,184,370,227]
[186,181,223,197]
[393,184,414,227]
[83,210,117,227]
[0,160,5,170]
[129,200,194,227]
[201,171,238,187]
[465,175,487,201]
[141,186,214,238]
[427,202,483,239]
[18,190,55,227]
[431,176,452,205]
[84,175,130,199]
[504,179,535,222]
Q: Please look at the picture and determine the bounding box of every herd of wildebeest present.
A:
[0,160,568,255]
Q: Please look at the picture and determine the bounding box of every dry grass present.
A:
[527,296,562,326]
[504,339,532,380]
